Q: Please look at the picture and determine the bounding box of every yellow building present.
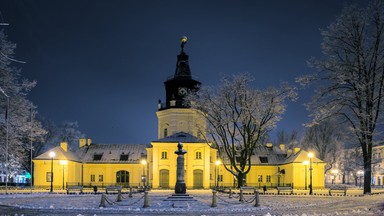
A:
[33,39,325,190]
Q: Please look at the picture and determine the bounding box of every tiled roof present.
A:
[153,132,206,143]
[76,143,147,164]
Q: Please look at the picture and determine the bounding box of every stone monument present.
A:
[175,142,187,194]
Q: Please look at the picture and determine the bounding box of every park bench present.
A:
[66,185,83,194]
[105,186,122,194]
[277,186,293,195]
[240,186,257,195]
[328,185,347,196]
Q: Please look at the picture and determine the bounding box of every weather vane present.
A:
[181,36,187,52]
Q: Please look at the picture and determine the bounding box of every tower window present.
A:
[161,151,168,159]
[164,128,168,137]
[195,152,202,159]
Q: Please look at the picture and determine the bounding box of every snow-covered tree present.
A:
[301,120,345,174]
[187,73,297,188]
[0,30,46,178]
[296,1,384,194]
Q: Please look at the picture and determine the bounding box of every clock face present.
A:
[178,87,187,96]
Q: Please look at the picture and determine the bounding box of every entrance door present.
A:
[193,169,203,189]
[116,170,129,186]
[159,169,169,189]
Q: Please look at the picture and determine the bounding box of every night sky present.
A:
[1,0,367,144]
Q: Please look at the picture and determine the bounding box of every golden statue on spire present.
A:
[181,36,187,52]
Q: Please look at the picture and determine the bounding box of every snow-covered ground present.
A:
[0,189,383,215]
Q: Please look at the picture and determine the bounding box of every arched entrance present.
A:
[116,170,129,186]
[159,169,169,189]
[193,169,203,189]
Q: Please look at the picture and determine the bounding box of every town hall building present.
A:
[33,38,325,190]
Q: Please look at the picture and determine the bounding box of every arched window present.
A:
[116,170,129,184]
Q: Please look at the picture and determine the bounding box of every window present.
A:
[259,157,268,163]
[258,175,263,183]
[116,170,129,184]
[161,151,168,159]
[164,128,168,137]
[93,154,103,161]
[218,175,223,182]
[90,174,95,182]
[196,151,202,159]
[99,175,104,182]
[266,175,271,182]
[120,154,129,161]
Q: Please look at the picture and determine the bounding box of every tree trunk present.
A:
[363,158,372,194]
[237,172,245,188]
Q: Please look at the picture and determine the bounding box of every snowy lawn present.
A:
[0,189,383,215]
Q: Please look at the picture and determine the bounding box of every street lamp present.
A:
[331,169,339,184]
[49,151,56,192]
[141,159,147,187]
[59,160,68,190]
[357,170,364,187]
[302,160,309,190]
[215,160,221,188]
[308,152,314,195]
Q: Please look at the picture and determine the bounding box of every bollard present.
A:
[129,186,133,198]
[143,190,150,208]
[211,190,217,207]
[116,190,123,202]
[229,188,232,198]
[254,190,260,207]
[99,194,106,208]
[239,188,244,202]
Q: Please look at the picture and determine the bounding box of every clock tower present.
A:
[156,37,206,139]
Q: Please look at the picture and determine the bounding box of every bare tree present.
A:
[301,120,345,174]
[187,73,296,188]
[276,129,299,149]
[296,1,384,194]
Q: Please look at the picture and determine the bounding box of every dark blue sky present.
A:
[1,0,367,144]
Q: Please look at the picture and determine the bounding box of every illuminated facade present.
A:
[33,39,326,190]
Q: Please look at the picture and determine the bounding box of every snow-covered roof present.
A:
[34,146,81,162]
[152,132,206,143]
[76,143,147,164]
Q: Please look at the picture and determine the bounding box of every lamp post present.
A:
[302,160,309,190]
[0,87,9,194]
[141,159,147,188]
[308,152,314,195]
[215,160,221,188]
[59,160,68,190]
[49,151,56,192]
[357,170,364,187]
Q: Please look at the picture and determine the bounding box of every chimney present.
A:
[87,138,92,145]
[60,142,68,152]
[293,147,301,154]
[279,144,286,152]
[79,138,87,148]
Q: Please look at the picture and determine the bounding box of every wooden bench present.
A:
[105,186,122,194]
[240,186,257,195]
[329,185,347,196]
[277,186,293,195]
[66,185,83,194]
